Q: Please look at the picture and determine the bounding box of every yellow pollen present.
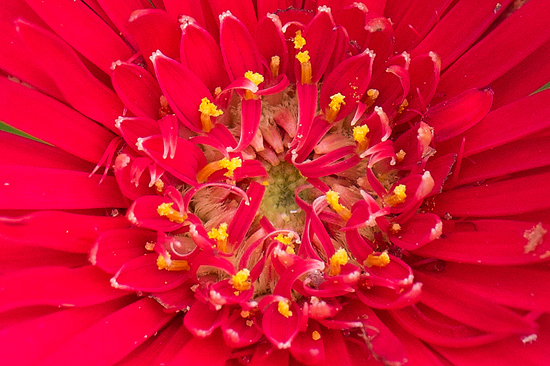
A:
[364,252,391,267]
[312,331,321,341]
[218,157,242,178]
[154,179,165,194]
[294,30,306,49]
[364,88,380,108]
[244,71,264,86]
[199,97,223,132]
[286,246,296,254]
[353,125,370,144]
[145,242,155,251]
[398,99,409,114]
[396,149,406,163]
[326,93,346,122]
[262,181,270,186]
[385,184,407,206]
[326,190,352,220]
[208,222,229,252]
[390,223,402,234]
[278,300,293,318]
[240,310,250,318]
[231,269,251,291]
[295,51,310,64]
[275,233,293,245]
[329,248,349,276]
[270,56,280,78]
[157,254,190,271]
[157,202,186,223]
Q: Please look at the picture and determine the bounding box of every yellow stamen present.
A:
[278,300,293,318]
[353,125,370,144]
[145,242,155,251]
[275,233,293,245]
[385,184,407,207]
[157,254,190,271]
[270,56,280,78]
[326,93,346,122]
[208,222,229,252]
[389,223,402,234]
[397,99,409,114]
[245,71,265,86]
[197,157,242,183]
[325,190,352,220]
[218,157,242,178]
[157,202,186,223]
[395,149,406,163]
[312,331,321,341]
[199,97,223,132]
[231,269,251,291]
[154,179,165,194]
[296,51,312,84]
[294,30,306,49]
[240,310,250,318]
[364,252,390,267]
[159,95,172,118]
[329,248,349,276]
[364,88,379,108]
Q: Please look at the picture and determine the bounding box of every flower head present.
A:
[1,1,550,365]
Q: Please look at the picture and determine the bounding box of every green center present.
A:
[260,162,307,230]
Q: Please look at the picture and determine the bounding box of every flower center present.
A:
[260,162,306,230]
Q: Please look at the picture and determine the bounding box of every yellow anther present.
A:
[270,56,280,78]
[275,233,293,245]
[231,269,251,291]
[154,179,165,194]
[312,331,321,341]
[389,223,402,234]
[208,222,229,252]
[326,190,352,220]
[329,248,349,276]
[326,93,346,122]
[145,242,155,251]
[385,184,407,207]
[262,181,270,186]
[294,30,306,49]
[395,149,406,163]
[245,71,265,86]
[157,202,186,223]
[199,97,223,132]
[157,254,190,271]
[296,51,312,84]
[397,99,409,114]
[278,300,293,318]
[240,310,250,318]
[218,157,242,178]
[296,51,310,64]
[353,125,370,144]
[364,88,380,108]
[286,246,296,254]
[364,252,390,267]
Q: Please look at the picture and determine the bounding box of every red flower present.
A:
[1,0,550,365]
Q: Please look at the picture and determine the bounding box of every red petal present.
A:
[170,329,232,366]
[255,14,288,80]
[424,87,493,142]
[431,262,550,312]
[180,18,230,92]
[319,48,375,121]
[0,165,127,210]
[290,320,325,365]
[300,7,336,83]
[114,154,158,201]
[0,77,117,164]
[127,9,181,70]
[90,228,155,274]
[39,298,175,366]
[415,271,538,334]
[210,0,258,35]
[219,11,264,79]
[262,300,302,349]
[25,0,132,73]
[430,170,550,218]
[0,21,63,100]
[0,266,128,312]
[184,301,228,337]
[111,254,189,292]
[222,309,263,348]
[437,0,550,99]
[388,213,442,250]
[0,210,128,253]
[152,51,212,133]
[411,0,513,69]
[112,61,162,119]
[138,135,206,185]
[164,0,206,25]
[127,194,183,231]
[0,297,131,365]
[413,219,550,265]
[231,98,262,153]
